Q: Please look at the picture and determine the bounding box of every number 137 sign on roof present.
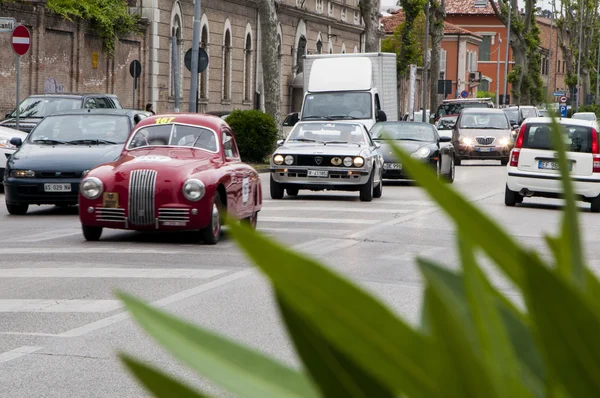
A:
[11,25,31,56]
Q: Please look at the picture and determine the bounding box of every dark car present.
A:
[0,93,123,133]
[3,109,150,215]
[370,121,455,183]
[433,98,494,122]
[502,105,539,126]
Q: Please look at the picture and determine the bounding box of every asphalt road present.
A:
[2,161,600,397]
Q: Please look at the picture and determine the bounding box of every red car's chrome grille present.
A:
[96,207,126,222]
[158,208,190,221]
[128,169,157,226]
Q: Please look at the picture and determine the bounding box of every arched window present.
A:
[200,22,209,100]
[341,42,346,54]
[316,32,323,54]
[296,36,307,73]
[169,2,183,99]
[244,33,253,102]
[222,25,232,101]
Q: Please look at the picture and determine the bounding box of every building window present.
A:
[557,60,561,74]
[243,34,252,102]
[316,0,323,13]
[328,1,334,16]
[199,25,209,100]
[563,61,565,73]
[169,9,183,99]
[440,49,447,78]
[296,36,307,73]
[278,34,283,99]
[341,7,347,21]
[480,79,490,91]
[222,28,232,101]
[354,10,359,24]
[316,39,323,54]
[479,36,491,61]
[341,42,346,53]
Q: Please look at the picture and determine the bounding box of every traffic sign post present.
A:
[11,25,31,131]
[129,60,142,109]
[559,104,568,118]
[460,90,468,99]
[560,96,567,104]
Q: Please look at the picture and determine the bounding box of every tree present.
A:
[428,0,446,114]
[256,0,282,133]
[359,0,382,52]
[397,0,428,75]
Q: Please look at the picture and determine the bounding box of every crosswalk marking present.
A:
[377,246,446,261]
[3,229,81,243]
[260,206,412,214]
[293,238,357,256]
[0,300,122,313]
[260,217,377,225]
[0,346,43,364]
[0,268,228,279]
[0,247,235,255]
[260,227,346,235]
[262,199,434,206]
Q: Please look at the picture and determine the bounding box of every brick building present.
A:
[537,16,566,99]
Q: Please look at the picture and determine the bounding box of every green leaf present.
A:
[419,261,500,397]
[548,115,585,287]
[120,354,210,398]
[523,252,600,397]
[118,292,319,398]
[458,235,533,397]
[227,221,439,398]
[276,294,395,398]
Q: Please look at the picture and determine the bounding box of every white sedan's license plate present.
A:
[538,161,572,171]
[477,147,492,152]
[307,170,328,177]
[44,183,71,192]
[384,163,402,170]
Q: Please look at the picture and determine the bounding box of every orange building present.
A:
[537,16,567,100]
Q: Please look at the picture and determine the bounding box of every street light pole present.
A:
[422,0,430,122]
[189,0,202,112]
[547,1,553,97]
[503,1,511,107]
[576,1,583,111]
[596,38,600,104]
[496,33,501,108]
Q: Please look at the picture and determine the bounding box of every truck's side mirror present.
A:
[376,110,387,122]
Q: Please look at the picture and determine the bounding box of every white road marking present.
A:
[262,199,434,206]
[0,300,122,313]
[3,229,82,243]
[293,238,357,256]
[378,246,447,261]
[0,268,228,279]
[260,216,377,225]
[261,206,411,214]
[0,346,42,364]
[0,247,236,255]
[259,227,346,235]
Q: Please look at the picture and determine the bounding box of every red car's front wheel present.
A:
[82,225,103,241]
[201,193,222,245]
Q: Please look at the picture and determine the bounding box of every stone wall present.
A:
[0,2,149,115]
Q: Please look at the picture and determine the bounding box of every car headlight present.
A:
[0,138,15,149]
[353,156,365,167]
[410,147,432,159]
[182,179,206,201]
[343,157,353,167]
[80,177,103,200]
[499,137,511,146]
[284,155,294,165]
[460,136,474,146]
[10,169,35,178]
[273,154,284,165]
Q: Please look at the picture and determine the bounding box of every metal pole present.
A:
[132,78,136,110]
[503,1,511,106]
[496,34,501,108]
[596,38,600,104]
[15,55,20,131]
[172,35,180,112]
[422,0,430,122]
[576,2,583,111]
[547,3,553,97]
[189,0,202,112]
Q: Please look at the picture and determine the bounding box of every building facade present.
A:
[537,16,566,100]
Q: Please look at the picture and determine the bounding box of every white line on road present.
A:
[0,300,122,313]
[261,206,412,214]
[292,238,358,256]
[0,268,228,279]
[3,229,82,243]
[0,247,236,255]
[260,216,377,225]
[262,199,434,206]
[259,227,346,235]
[0,347,42,364]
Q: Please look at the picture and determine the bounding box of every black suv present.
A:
[0,93,123,133]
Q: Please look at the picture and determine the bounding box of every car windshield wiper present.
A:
[397,138,427,142]
[32,139,66,145]
[291,138,317,142]
[323,140,361,147]
[67,139,118,145]
[326,115,360,120]
[302,116,328,120]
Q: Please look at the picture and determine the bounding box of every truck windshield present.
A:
[302,92,372,120]
[437,102,490,117]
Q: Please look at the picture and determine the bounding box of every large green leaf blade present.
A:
[118,292,319,398]
[227,221,439,398]
[121,354,210,398]
[276,294,395,398]
[523,252,600,397]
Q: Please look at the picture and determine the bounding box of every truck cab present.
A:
[298,54,398,131]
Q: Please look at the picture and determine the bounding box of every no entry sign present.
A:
[11,25,30,56]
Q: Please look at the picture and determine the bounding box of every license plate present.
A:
[44,183,71,192]
[307,170,328,177]
[538,161,572,171]
[162,221,186,226]
[477,147,492,152]
[102,192,119,208]
[384,163,402,170]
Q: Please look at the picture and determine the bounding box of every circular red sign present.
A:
[560,96,567,103]
[11,25,31,56]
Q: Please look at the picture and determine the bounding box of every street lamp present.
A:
[576,1,583,111]
[422,0,430,122]
[496,33,501,108]
[503,1,511,106]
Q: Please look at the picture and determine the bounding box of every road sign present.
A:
[559,104,567,117]
[553,91,566,97]
[560,96,567,103]
[11,25,30,56]
[184,48,209,73]
[129,60,141,78]
[0,17,16,33]
[460,90,468,99]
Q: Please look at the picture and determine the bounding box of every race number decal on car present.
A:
[155,117,175,124]
[242,177,250,206]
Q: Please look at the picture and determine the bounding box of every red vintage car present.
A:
[78,113,262,244]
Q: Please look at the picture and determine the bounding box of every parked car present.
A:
[538,108,549,117]
[434,115,458,138]
[282,112,299,137]
[503,105,540,126]
[269,121,384,201]
[572,112,597,121]
[0,93,123,133]
[3,109,149,215]
[432,98,494,122]
[0,125,28,192]
[78,114,262,243]
[370,121,455,182]
[505,117,600,211]
[452,108,514,165]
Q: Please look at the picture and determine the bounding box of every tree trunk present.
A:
[359,0,381,52]
[256,0,281,133]
[428,0,445,116]
[510,44,527,105]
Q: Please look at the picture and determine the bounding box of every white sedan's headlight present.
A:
[273,154,284,165]
[284,155,294,165]
[0,138,15,149]
[353,156,365,167]
[343,157,353,167]
[182,179,205,201]
[410,147,432,159]
[80,177,103,200]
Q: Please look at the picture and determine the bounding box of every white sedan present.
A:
[0,125,28,191]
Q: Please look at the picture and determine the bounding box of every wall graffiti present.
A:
[44,77,65,93]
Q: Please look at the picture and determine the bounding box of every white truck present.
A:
[299,53,398,130]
